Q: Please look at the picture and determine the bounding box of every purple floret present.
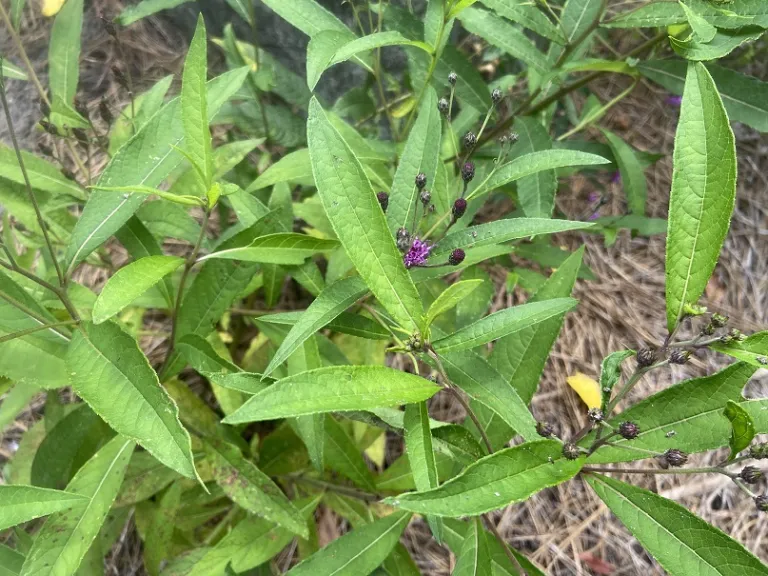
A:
[403,237,432,269]
[665,95,683,107]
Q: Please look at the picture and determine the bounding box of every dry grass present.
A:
[1,3,768,574]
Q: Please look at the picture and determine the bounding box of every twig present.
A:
[0,319,76,343]
[583,466,737,478]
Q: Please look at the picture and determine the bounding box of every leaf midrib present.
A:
[326,515,408,576]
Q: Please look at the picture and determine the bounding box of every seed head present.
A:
[463,131,477,149]
[618,421,640,440]
[415,172,427,190]
[420,190,432,206]
[740,466,764,485]
[750,443,768,460]
[448,249,465,266]
[452,198,467,220]
[636,348,656,368]
[377,191,389,212]
[492,88,502,104]
[669,349,690,365]
[663,449,688,467]
[536,421,555,438]
[562,443,581,460]
[461,161,475,183]
[588,408,604,423]
[755,495,768,512]
[448,71,458,85]
[702,322,716,336]
[438,97,450,115]
[396,227,411,253]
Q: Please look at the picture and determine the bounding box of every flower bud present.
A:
[463,131,477,149]
[461,162,475,183]
[99,98,113,125]
[729,328,747,342]
[377,191,389,212]
[448,249,465,266]
[711,313,728,328]
[588,408,604,423]
[438,97,449,115]
[740,466,764,485]
[420,190,431,206]
[562,443,581,460]
[452,198,467,219]
[72,128,89,145]
[618,421,640,440]
[749,443,768,460]
[396,227,411,253]
[536,421,554,438]
[415,172,427,190]
[508,132,519,145]
[636,348,656,368]
[663,448,688,467]
[757,356,768,366]
[755,495,768,512]
[669,349,690,365]
[702,322,716,336]
[448,72,458,85]
[491,88,502,104]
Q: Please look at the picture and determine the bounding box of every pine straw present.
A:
[2,5,768,574]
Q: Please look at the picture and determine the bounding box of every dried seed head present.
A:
[618,421,640,440]
[750,443,768,460]
[461,161,475,183]
[396,227,411,253]
[448,71,458,85]
[99,98,113,125]
[438,97,450,115]
[448,248,465,266]
[463,131,477,149]
[740,466,764,485]
[415,172,427,190]
[755,495,768,512]
[663,449,688,467]
[377,191,389,213]
[491,88,502,104]
[588,408,604,423]
[711,313,729,328]
[669,349,690,365]
[562,443,581,460]
[452,198,468,220]
[420,189,431,206]
[636,348,656,368]
[536,421,555,438]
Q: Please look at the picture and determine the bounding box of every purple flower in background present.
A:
[403,237,432,268]
[665,95,683,107]
[611,171,621,184]
[588,211,601,221]
[587,191,601,203]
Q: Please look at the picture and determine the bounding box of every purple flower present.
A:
[403,237,432,269]
[587,192,601,203]
[665,95,683,107]
[587,211,600,221]
[611,171,621,184]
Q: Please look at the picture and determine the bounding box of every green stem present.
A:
[0,320,76,343]
[583,466,736,478]
[605,361,669,416]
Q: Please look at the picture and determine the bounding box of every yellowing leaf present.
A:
[42,0,67,17]
[566,372,602,409]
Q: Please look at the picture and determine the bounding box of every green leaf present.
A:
[67,322,198,480]
[109,76,174,154]
[247,149,312,191]
[584,362,759,465]
[679,1,717,43]
[723,400,756,461]
[665,63,736,332]
[199,233,338,265]
[586,473,768,576]
[478,0,566,44]
[259,310,389,341]
[87,184,205,206]
[387,86,441,234]
[600,128,646,215]
[710,331,768,367]
[223,366,440,424]
[307,97,424,332]
[430,217,592,260]
[260,0,355,38]
[599,350,635,410]
[404,402,443,542]
[0,486,89,531]
[459,7,549,74]
[116,0,192,25]
[114,451,179,507]
[0,146,85,200]
[65,67,249,273]
[425,279,483,327]
[670,28,765,62]
[638,60,768,133]
[182,15,213,191]
[490,245,584,403]
[560,0,603,44]
[603,2,687,28]
[19,436,134,576]
[323,415,377,491]
[48,0,82,106]
[205,437,308,538]
[512,117,557,218]
[93,256,185,324]
[308,30,430,91]
[1,59,27,80]
[285,511,411,576]
[0,543,24,576]
[143,481,182,576]
[432,298,578,353]
[453,517,492,576]
[288,336,325,471]
[474,150,610,200]
[386,440,582,516]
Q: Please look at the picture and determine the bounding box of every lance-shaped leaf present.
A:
[430,218,592,259]
[490,246,584,403]
[19,436,134,576]
[0,146,84,200]
[386,440,582,516]
[511,116,557,218]
[587,473,768,576]
[453,517,492,576]
[0,486,89,531]
[66,322,198,480]
[144,481,182,576]
[387,86,441,234]
[198,233,338,265]
[670,29,765,62]
[599,350,636,410]
[286,511,411,576]
[92,256,185,324]
[116,0,193,25]
[48,0,82,107]
[665,63,737,332]
[247,149,312,191]
[404,402,443,542]
[710,331,768,367]
[65,67,248,273]
[182,16,213,191]
[223,366,440,424]
[478,0,564,43]
[600,128,646,215]
[602,2,687,28]
[585,362,760,465]
[307,97,424,332]
[205,437,308,538]
[0,543,24,576]
[472,150,610,200]
[324,414,377,491]
[432,298,578,353]
[723,400,756,461]
[425,279,483,327]
[259,310,389,341]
